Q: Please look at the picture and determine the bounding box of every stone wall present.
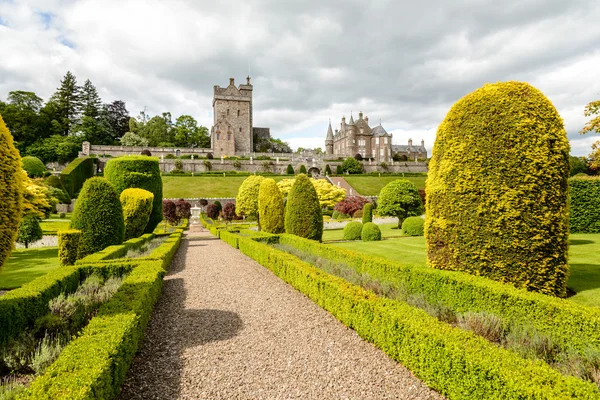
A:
[80,143,214,158]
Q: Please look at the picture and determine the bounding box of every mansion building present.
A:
[325,112,427,162]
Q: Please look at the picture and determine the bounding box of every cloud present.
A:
[0,0,599,155]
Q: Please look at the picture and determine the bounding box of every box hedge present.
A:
[59,157,96,198]
[569,176,600,233]
[343,221,363,240]
[361,222,381,241]
[402,216,424,236]
[58,229,81,266]
[120,188,154,240]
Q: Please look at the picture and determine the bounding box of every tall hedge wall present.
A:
[104,156,163,233]
[60,156,96,198]
[0,114,24,269]
[284,174,323,241]
[426,81,570,297]
[569,176,600,233]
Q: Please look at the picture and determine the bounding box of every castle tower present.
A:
[325,120,334,155]
[212,77,253,156]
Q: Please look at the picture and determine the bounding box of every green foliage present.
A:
[59,157,95,198]
[213,200,222,213]
[17,214,43,248]
[426,81,570,297]
[58,229,81,266]
[361,222,381,241]
[362,203,373,223]
[120,132,149,146]
[0,114,24,269]
[258,178,284,234]
[26,135,84,164]
[341,157,363,174]
[70,177,125,258]
[336,165,343,175]
[378,179,423,228]
[120,188,154,240]
[284,174,323,241]
[236,175,265,219]
[325,164,332,175]
[21,156,46,178]
[402,216,424,236]
[343,222,363,240]
[44,175,69,201]
[76,233,155,264]
[286,164,294,175]
[299,164,307,174]
[569,176,600,233]
[570,156,588,177]
[104,156,163,233]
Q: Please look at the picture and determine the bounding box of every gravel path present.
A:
[119,232,441,400]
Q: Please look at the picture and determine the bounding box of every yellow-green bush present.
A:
[426,81,570,297]
[361,222,381,241]
[284,174,323,241]
[120,188,154,240]
[236,175,264,220]
[0,114,24,269]
[258,178,284,234]
[343,221,362,240]
[569,176,600,233]
[402,216,424,236]
[58,229,81,266]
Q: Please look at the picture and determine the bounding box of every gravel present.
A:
[119,231,442,400]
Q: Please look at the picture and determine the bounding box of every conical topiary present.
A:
[258,178,284,234]
[284,174,323,241]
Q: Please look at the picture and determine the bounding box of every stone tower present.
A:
[212,77,253,156]
[325,120,334,155]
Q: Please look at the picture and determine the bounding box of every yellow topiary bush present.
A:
[120,188,154,240]
[425,81,570,297]
[258,178,284,234]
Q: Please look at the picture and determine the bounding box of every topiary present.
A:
[213,200,222,213]
[120,188,154,240]
[343,221,363,240]
[58,229,81,266]
[222,202,237,222]
[0,114,24,268]
[206,204,219,219]
[426,81,570,297]
[104,156,163,233]
[378,179,423,228]
[141,149,152,156]
[286,164,294,175]
[325,164,332,176]
[45,175,68,196]
[362,203,373,224]
[361,222,381,241]
[402,216,424,236]
[299,165,307,174]
[352,210,363,219]
[569,176,600,233]
[70,177,124,258]
[342,157,363,174]
[336,165,343,175]
[236,175,264,221]
[207,152,214,160]
[354,153,362,161]
[17,214,43,248]
[258,178,284,234]
[22,156,46,178]
[284,174,323,241]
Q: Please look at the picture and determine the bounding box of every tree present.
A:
[362,203,373,223]
[299,165,307,174]
[48,71,81,135]
[162,200,177,226]
[334,196,371,217]
[175,199,191,222]
[120,132,149,146]
[23,177,54,219]
[80,79,102,119]
[1,91,45,146]
[277,178,346,208]
[17,214,43,248]
[582,100,600,170]
[336,165,343,175]
[174,115,210,148]
[222,202,237,223]
[286,164,294,174]
[284,174,323,241]
[378,179,422,228]
[342,157,362,174]
[206,204,219,219]
[354,153,362,161]
[103,100,130,140]
[258,178,284,234]
[25,135,83,164]
[570,156,588,176]
[236,175,264,226]
[21,156,46,178]
[325,164,332,175]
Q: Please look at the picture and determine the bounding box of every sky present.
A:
[0,0,599,155]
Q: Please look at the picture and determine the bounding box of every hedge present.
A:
[58,229,81,266]
[361,222,381,241]
[21,156,46,178]
[362,203,373,224]
[343,222,362,240]
[426,81,570,297]
[284,174,323,241]
[569,176,600,233]
[59,157,96,198]
[121,188,154,240]
[76,233,155,264]
[258,178,285,234]
[236,235,599,399]
[401,216,424,236]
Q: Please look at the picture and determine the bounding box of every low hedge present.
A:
[76,233,155,264]
[236,235,599,399]
[58,229,81,266]
[59,157,96,198]
[277,234,600,354]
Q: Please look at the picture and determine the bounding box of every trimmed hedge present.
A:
[21,156,46,178]
[258,178,284,234]
[60,157,96,198]
[121,188,154,240]
[76,233,155,264]
[402,216,424,236]
[362,203,373,224]
[361,222,381,241]
[236,235,599,399]
[58,229,81,266]
[343,222,363,240]
[71,177,125,258]
[569,176,600,233]
[104,156,163,233]
[284,174,323,241]
[426,81,570,297]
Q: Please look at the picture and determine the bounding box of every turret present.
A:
[325,120,334,155]
[421,139,425,147]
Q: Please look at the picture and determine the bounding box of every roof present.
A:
[326,121,334,141]
[371,125,388,136]
[392,144,427,153]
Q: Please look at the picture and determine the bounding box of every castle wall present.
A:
[213,98,252,153]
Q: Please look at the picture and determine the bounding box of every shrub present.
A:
[207,152,214,159]
[336,165,343,175]
[233,160,242,169]
[203,160,212,171]
[222,202,237,222]
[199,199,208,207]
[334,196,371,217]
[59,157,95,198]
[325,164,332,175]
[236,175,264,220]
[258,178,285,234]
[120,188,154,240]
[59,212,66,219]
[284,174,323,241]
[104,156,163,233]
[354,153,362,161]
[343,221,363,240]
[353,210,363,218]
[569,176,600,233]
[47,186,70,206]
[299,165,307,174]
[342,157,363,174]
[58,229,81,266]
[44,175,70,203]
[22,156,46,178]
[426,81,570,297]
[17,214,43,248]
[362,203,373,223]
[418,188,426,207]
[286,164,294,175]
[162,200,177,225]
[206,204,219,219]
[141,149,152,156]
[45,174,67,193]
[361,222,381,241]
[378,179,423,228]
[380,161,388,170]
[70,177,125,258]
[213,200,222,213]
[175,199,191,222]
[402,216,424,236]
[173,159,183,172]
[0,114,24,268]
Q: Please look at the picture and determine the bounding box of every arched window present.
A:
[227,133,231,141]
[176,149,181,157]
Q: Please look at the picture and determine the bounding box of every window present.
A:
[227,109,230,115]
[376,137,379,145]
[380,148,384,156]
[227,133,231,140]
[239,127,242,132]
[384,137,387,144]
[237,110,240,116]
[216,133,220,140]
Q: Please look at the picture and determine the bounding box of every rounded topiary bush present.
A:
[426,81,570,297]
[285,174,323,241]
[258,178,284,234]
[0,114,24,268]
[343,221,363,240]
[402,216,424,236]
[235,175,263,221]
[286,164,294,175]
[104,156,162,233]
[22,156,46,178]
[362,203,373,224]
[299,165,307,174]
[120,188,154,240]
[361,222,381,241]
[70,177,124,258]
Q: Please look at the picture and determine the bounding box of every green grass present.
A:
[162,175,286,198]
[40,220,71,235]
[0,247,60,290]
[344,175,427,195]
[328,232,600,307]
[322,223,403,241]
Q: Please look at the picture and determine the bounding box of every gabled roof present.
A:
[371,125,388,136]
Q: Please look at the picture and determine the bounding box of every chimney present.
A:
[365,116,369,124]
[229,77,235,86]
[421,139,424,147]
[408,138,413,146]
[359,111,363,120]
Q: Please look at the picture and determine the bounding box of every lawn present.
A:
[162,175,286,198]
[322,223,403,241]
[344,175,427,196]
[40,220,71,235]
[328,232,600,307]
[0,247,60,290]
